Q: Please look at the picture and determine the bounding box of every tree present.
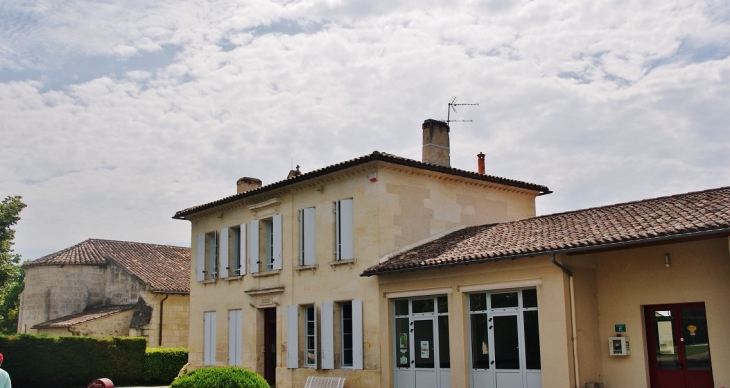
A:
[0,195,26,334]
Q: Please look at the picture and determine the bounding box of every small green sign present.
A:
[615,324,626,333]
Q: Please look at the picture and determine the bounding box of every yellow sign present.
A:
[687,325,697,333]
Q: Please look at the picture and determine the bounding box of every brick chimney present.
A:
[422,119,450,167]
[237,177,262,194]
[477,152,485,174]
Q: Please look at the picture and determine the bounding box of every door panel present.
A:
[645,303,713,388]
[493,315,520,370]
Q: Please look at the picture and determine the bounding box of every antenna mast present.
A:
[447,96,478,124]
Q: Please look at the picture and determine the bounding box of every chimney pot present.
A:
[237,177,262,194]
[422,119,450,167]
[477,152,485,174]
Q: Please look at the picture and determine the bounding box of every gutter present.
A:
[158,294,169,347]
[550,253,579,388]
[361,227,730,277]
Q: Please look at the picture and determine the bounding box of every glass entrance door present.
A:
[469,289,541,388]
[645,303,713,388]
[394,296,450,388]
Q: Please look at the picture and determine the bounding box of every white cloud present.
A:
[1,0,729,260]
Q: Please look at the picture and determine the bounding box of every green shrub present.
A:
[0,334,146,388]
[143,347,188,384]
[170,366,270,388]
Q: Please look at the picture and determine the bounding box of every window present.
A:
[341,302,353,367]
[195,232,219,281]
[219,226,246,279]
[249,215,282,273]
[299,207,316,266]
[335,199,354,261]
[305,305,317,368]
[204,311,216,366]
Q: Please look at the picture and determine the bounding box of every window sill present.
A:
[295,264,319,274]
[201,279,217,284]
[252,270,282,278]
[225,275,244,282]
[329,258,357,269]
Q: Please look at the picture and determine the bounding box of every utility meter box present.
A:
[609,336,630,356]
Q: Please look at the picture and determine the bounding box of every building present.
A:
[174,119,729,388]
[173,119,549,387]
[362,185,730,388]
[18,239,190,348]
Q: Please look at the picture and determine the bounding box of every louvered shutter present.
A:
[321,302,334,369]
[219,228,229,279]
[249,220,260,273]
[286,305,299,368]
[302,208,316,265]
[195,234,205,281]
[352,299,363,369]
[272,214,283,271]
[339,199,354,260]
[239,223,247,275]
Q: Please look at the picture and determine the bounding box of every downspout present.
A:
[158,294,169,347]
[550,253,580,388]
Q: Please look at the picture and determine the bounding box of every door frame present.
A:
[644,302,714,388]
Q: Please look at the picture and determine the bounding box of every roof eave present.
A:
[361,227,730,277]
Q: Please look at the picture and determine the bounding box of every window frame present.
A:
[304,305,318,368]
[340,301,354,367]
[205,231,218,280]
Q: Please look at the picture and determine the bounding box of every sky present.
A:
[1,0,729,262]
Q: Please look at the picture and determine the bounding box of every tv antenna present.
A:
[447,96,478,124]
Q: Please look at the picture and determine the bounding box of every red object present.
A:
[0,353,3,363]
[87,378,114,388]
[477,152,485,174]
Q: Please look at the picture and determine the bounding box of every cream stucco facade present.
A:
[181,158,542,388]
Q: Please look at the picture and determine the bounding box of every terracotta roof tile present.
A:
[363,186,730,276]
[31,304,137,329]
[173,151,550,219]
[23,239,190,294]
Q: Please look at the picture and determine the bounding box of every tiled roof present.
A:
[362,186,730,276]
[31,304,137,329]
[31,304,136,329]
[23,239,190,294]
[173,151,551,219]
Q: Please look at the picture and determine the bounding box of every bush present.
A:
[0,334,146,388]
[143,347,188,384]
[170,366,270,388]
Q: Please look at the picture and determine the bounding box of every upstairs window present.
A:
[299,207,316,266]
[219,225,246,279]
[335,199,354,261]
[195,232,218,281]
[249,215,282,273]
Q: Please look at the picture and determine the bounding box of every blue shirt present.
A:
[0,367,10,388]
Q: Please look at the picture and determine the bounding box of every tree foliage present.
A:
[0,195,26,334]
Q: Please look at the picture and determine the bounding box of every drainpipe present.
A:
[550,253,580,388]
[158,294,169,347]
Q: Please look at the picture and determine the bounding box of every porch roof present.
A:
[362,186,730,276]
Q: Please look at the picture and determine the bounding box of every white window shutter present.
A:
[239,223,247,275]
[352,299,363,370]
[303,208,316,266]
[195,234,205,281]
[219,228,229,279]
[228,310,242,366]
[286,305,299,368]
[208,233,218,278]
[204,311,217,365]
[272,214,283,271]
[321,302,334,370]
[340,199,355,260]
[249,220,260,273]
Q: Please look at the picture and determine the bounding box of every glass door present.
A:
[413,318,438,388]
[645,303,713,388]
[492,313,521,388]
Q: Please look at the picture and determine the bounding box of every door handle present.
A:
[411,360,415,364]
[491,361,495,365]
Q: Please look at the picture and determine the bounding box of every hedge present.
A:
[144,347,188,384]
[170,367,270,388]
[0,334,146,388]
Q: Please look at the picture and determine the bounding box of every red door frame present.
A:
[644,302,714,388]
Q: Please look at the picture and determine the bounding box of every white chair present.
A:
[300,376,346,388]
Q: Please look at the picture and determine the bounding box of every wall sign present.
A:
[615,324,626,333]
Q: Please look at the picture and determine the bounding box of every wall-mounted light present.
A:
[664,253,671,268]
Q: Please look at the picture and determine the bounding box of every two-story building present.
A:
[173,119,550,388]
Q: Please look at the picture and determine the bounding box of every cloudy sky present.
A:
[2,0,729,261]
